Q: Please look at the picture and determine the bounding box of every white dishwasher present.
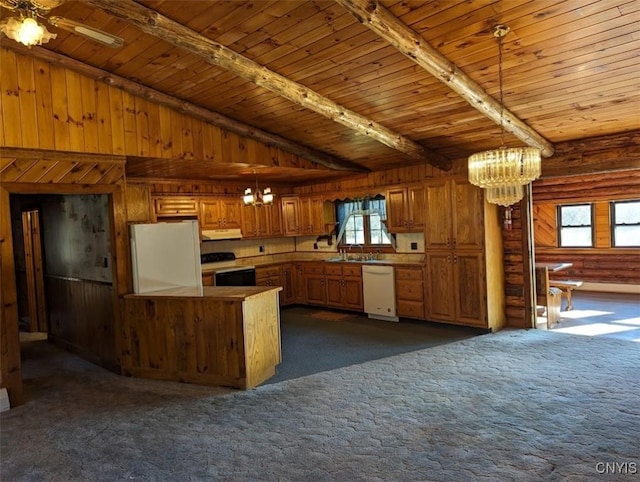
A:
[362,264,399,322]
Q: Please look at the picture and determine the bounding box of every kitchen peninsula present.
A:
[122,286,282,389]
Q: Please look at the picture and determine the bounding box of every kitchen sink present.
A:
[324,257,386,263]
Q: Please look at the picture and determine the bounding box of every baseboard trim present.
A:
[580,282,640,294]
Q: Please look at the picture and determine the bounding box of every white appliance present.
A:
[362,264,399,322]
[130,221,202,294]
[201,228,243,241]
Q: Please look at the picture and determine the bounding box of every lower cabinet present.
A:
[325,264,363,311]
[426,251,486,327]
[303,263,327,305]
[395,266,426,320]
[256,265,297,307]
[202,272,215,286]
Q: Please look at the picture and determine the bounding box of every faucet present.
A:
[350,244,364,260]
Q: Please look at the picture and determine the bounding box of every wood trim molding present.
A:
[336,0,555,158]
[4,44,363,173]
[83,0,451,171]
[1,147,126,164]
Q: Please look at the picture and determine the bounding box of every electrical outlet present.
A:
[259,245,265,253]
[410,242,418,251]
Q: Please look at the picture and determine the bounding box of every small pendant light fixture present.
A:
[243,173,274,207]
[467,25,542,206]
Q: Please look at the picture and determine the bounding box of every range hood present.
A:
[201,228,243,241]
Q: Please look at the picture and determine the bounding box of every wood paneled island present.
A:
[122,286,282,389]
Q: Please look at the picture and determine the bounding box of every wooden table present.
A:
[535,262,572,272]
[534,262,581,310]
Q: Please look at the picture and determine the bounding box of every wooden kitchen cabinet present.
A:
[425,179,484,250]
[385,184,425,233]
[282,195,335,236]
[200,198,242,230]
[325,263,363,311]
[292,263,305,303]
[280,264,295,306]
[303,263,326,305]
[395,266,426,320]
[426,251,486,326]
[241,200,282,238]
[154,196,199,217]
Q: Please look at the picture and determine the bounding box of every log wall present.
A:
[533,170,640,286]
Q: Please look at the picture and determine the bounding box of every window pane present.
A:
[614,201,640,224]
[560,227,592,247]
[369,213,391,245]
[561,205,591,226]
[614,226,640,247]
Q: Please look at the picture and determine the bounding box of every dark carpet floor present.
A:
[266,306,486,384]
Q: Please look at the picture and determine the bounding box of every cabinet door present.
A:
[293,264,305,302]
[155,197,199,216]
[267,201,283,236]
[385,187,407,232]
[282,197,300,236]
[452,182,484,250]
[307,196,326,234]
[426,252,456,321]
[342,277,364,311]
[281,265,295,306]
[200,199,221,229]
[241,204,258,237]
[325,276,344,308]
[425,179,452,249]
[305,274,326,305]
[219,199,242,229]
[454,252,486,326]
[407,184,426,230]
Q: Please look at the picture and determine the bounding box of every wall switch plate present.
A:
[410,242,418,251]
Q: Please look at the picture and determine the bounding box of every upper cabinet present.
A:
[282,195,335,236]
[425,179,484,250]
[385,184,425,233]
[241,200,283,238]
[200,198,242,230]
[154,196,199,217]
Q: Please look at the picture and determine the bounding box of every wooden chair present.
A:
[535,267,562,327]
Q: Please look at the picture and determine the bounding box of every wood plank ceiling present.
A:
[2,0,639,184]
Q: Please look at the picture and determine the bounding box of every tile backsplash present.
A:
[200,232,424,262]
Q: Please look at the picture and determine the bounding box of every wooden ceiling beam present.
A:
[336,0,555,158]
[83,0,452,172]
[4,43,364,173]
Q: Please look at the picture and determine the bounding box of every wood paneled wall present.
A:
[533,170,640,286]
[0,48,320,171]
[46,276,117,369]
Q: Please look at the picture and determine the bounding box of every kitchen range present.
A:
[201,252,256,286]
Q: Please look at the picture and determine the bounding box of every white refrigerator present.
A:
[130,220,202,293]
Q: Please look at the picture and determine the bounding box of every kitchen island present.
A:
[122,286,282,389]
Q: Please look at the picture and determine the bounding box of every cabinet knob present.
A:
[452,238,456,248]
[447,255,451,263]
[453,255,457,264]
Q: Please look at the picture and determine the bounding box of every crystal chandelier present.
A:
[468,25,541,206]
[0,13,57,47]
[242,175,274,207]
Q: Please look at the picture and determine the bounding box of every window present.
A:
[558,204,593,247]
[611,200,640,247]
[336,197,392,247]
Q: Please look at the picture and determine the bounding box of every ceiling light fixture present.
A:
[243,175,274,207]
[468,25,541,206]
[0,12,56,46]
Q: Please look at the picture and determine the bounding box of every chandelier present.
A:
[0,12,56,46]
[468,25,541,206]
[242,175,274,207]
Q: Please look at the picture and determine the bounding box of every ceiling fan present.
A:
[0,0,124,48]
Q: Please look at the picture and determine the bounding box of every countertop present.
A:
[201,257,425,273]
[124,285,282,301]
